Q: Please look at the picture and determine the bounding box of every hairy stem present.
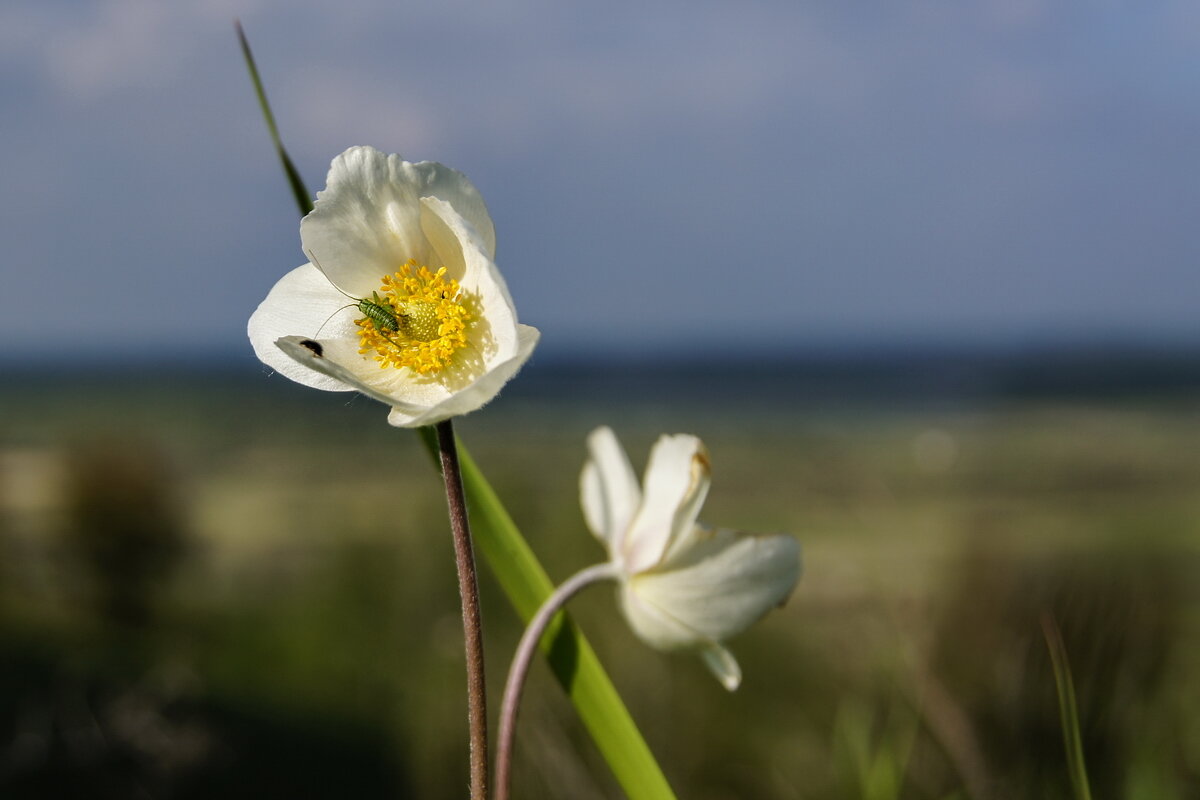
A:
[494,562,621,800]
[436,419,489,800]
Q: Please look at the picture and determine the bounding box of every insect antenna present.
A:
[305,249,362,301]
[305,249,406,343]
[312,303,359,339]
[303,250,360,338]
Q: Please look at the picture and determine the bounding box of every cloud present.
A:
[5,0,277,100]
[237,2,882,156]
[280,66,445,157]
[48,0,176,96]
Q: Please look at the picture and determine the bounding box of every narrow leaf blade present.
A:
[456,443,677,800]
[236,20,313,217]
[1041,614,1094,800]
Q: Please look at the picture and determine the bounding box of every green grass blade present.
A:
[455,441,677,799]
[239,30,676,796]
[236,21,313,217]
[418,428,677,799]
[1041,614,1094,800]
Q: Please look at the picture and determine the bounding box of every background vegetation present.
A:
[0,354,1197,798]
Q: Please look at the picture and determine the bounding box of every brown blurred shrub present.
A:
[60,438,188,629]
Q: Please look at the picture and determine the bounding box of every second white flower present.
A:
[580,426,801,690]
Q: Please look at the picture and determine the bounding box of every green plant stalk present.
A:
[423,433,679,800]
[1041,614,1093,800]
[240,26,676,799]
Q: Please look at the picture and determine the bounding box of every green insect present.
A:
[307,250,408,339]
[354,291,401,332]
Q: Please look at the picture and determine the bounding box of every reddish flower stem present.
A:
[436,419,490,800]
[494,562,619,800]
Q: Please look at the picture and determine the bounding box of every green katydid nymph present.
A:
[305,249,472,375]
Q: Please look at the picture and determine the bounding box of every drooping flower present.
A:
[579,426,801,690]
[248,146,539,427]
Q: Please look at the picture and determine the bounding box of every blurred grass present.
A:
[0,360,1198,798]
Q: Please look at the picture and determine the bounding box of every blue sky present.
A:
[2,0,1198,362]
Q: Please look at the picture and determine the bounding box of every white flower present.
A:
[248,146,539,427]
[580,426,801,690]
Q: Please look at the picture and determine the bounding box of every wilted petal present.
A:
[580,426,642,551]
[622,434,711,573]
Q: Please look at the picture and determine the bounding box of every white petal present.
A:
[275,336,427,415]
[622,434,711,573]
[618,580,709,651]
[419,196,520,360]
[618,579,743,690]
[580,427,642,552]
[385,324,540,427]
[700,644,742,691]
[300,147,430,297]
[633,528,800,643]
[418,195,469,278]
[248,263,359,392]
[250,145,526,426]
[410,159,495,259]
[299,147,496,298]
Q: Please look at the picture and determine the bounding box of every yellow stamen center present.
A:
[355,260,471,375]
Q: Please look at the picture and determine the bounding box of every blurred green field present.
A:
[0,360,1197,799]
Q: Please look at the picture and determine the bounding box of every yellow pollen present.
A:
[355,260,471,375]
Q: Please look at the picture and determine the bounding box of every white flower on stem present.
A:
[248,146,539,427]
[580,426,801,690]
